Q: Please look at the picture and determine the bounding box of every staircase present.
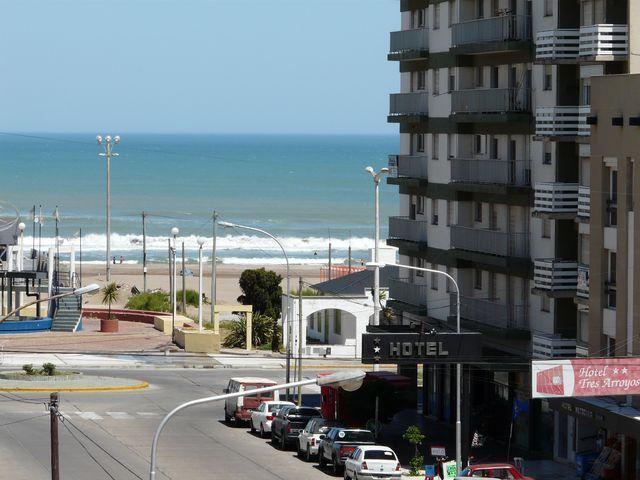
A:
[51,294,83,332]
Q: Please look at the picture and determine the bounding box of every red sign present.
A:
[532,357,640,398]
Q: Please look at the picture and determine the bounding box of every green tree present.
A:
[222,313,277,349]
[237,268,283,351]
[101,282,120,320]
[403,425,425,476]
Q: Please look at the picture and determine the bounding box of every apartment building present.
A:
[386,0,638,470]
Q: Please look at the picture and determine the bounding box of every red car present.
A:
[456,463,534,480]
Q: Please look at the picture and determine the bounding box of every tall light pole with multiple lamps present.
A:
[96,134,120,282]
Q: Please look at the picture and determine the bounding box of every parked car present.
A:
[297,418,344,462]
[223,377,278,424]
[318,428,376,475]
[250,401,295,437]
[455,463,534,480]
[271,405,322,450]
[344,445,401,480]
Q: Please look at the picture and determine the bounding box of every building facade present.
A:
[386,0,639,474]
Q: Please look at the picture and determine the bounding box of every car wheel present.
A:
[260,424,265,438]
[318,449,326,468]
[305,445,312,462]
[332,456,340,475]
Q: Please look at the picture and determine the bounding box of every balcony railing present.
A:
[536,29,580,60]
[390,277,429,307]
[389,28,429,54]
[388,216,429,244]
[579,24,628,58]
[577,264,589,300]
[451,226,529,258]
[453,294,528,330]
[535,106,590,137]
[534,182,579,214]
[451,158,530,186]
[388,155,428,180]
[532,332,586,359]
[451,88,530,114]
[578,186,591,219]
[389,92,429,117]
[452,15,531,47]
[534,259,578,292]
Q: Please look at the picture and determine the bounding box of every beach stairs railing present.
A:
[51,294,83,332]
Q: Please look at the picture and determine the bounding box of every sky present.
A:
[0,0,399,134]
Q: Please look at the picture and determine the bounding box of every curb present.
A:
[0,381,149,393]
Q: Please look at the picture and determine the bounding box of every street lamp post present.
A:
[97,134,120,282]
[197,237,205,332]
[367,261,462,473]
[217,221,292,397]
[170,227,179,342]
[148,370,366,480]
[17,222,25,271]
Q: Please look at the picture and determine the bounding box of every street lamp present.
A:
[367,261,462,473]
[217,221,292,394]
[148,369,366,480]
[97,134,120,282]
[170,227,179,341]
[197,237,205,332]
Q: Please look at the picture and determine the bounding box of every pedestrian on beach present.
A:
[119,256,124,264]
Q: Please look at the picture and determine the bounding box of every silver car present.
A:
[297,418,344,462]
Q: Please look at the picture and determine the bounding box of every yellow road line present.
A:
[0,381,149,393]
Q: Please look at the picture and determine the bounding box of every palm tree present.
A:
[101,282,119,320]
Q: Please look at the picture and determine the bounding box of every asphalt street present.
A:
[0,368,337,480]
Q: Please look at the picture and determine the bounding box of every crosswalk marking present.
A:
[136,412,159,417]
[74,411,103,420]
[105,411,134,420]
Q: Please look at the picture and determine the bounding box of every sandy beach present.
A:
[79,262,323,318]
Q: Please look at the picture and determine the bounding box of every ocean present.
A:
[0,134,398,265]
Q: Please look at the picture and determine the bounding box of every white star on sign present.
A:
[374,346,381,353]
[622,367,629,374]
[613,368,619,374]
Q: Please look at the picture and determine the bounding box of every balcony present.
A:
[451,15,531,52]
[454,294,528,330]
[533,182,579,217]
[535,106,590,138]
[389,277,429,308]
[577,264,589,301]
[388,155,428,180]
[578,186,590,220]
[389,28,429,60]
[579,24,628,59]
[388,216,429,244]
[451,158,530,186]
[389,92,429,121]
[451,88,530,117]
[533,259,578,295]
[535,29,579,61]
[532,332,588,359]
[451,226,529,258]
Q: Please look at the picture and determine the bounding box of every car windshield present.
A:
[289,408,320,416]
[269,404,290,412]
[336,430,374,442]
[243,385,273,399]
[364,450,396,460]
[316,422,342,434]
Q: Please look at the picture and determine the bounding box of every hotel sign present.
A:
[361,333,482,364]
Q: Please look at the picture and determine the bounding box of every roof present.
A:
[229,377,277,384]
[312,265,397,296]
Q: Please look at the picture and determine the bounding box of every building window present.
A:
[448,70,455,92]
[544,0,553,16]
[431,264,439,290]
[541,295,550,313]
[334,310,341,335]
[417,70,426,91]
[416,133,425,153]
[433,3,440,29]
[310,315,314,331]
[488,272,497,300]
[446,200,454,226]
[474,134,485,155]
[317,313,322,332]
[474,202,483,222]
[414,8,426,28]
[446,266,453,293]
[476,0,484,19]
[474,269,483,290]
[491,67,499,89]
[475,66,484,88]
[415,257,424,277]
[417,195,425,215]
[433,69,440,95]
[432,134,439,159]
[543,142,552,165]
[581,79,591,105]
[490,137,498,159]
[543,65,552,91]
[432,199,439,225]
[448,0,455,26]
[542,219,551,238]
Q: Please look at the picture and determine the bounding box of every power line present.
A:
[0,413,48,428]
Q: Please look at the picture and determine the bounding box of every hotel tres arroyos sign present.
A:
[532,357,640,398]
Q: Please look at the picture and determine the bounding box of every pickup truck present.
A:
[317,428,375,475]
[455,463,535,480]
[270,406,321,450]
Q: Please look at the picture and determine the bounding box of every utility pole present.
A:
[181,242,186,313]
[79,228,82,286]
[210,211,218,329]
[49,392,59,480]
[297,277,303,406]
[328,242,332,280]
[142,212,147,292]
[97,134,120,282]
[348,245,352,274]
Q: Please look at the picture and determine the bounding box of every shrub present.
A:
[222,313,277,349]
[22,364,36,375]
[101,282,120,320]
[403,425,425,476]
[184,289,200,308]
[42,363,56,376]
[126,291,171,312]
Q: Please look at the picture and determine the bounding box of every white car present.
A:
[343,445,401,480]
[297,418,344,462]
[250,401,294,437]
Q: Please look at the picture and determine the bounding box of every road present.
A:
[0,368,337,480]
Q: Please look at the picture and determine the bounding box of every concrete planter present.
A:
[174,327,220,353]
[154,315,190,335]
[100,318,119,333]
